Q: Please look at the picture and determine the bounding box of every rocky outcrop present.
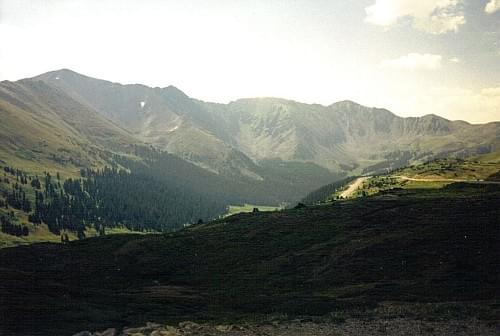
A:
[75,318,499,336]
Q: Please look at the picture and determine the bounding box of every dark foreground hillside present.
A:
[0,184,499,335]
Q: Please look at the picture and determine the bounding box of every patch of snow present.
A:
[168,125,179,132]
[140,101,146,108]
[55,76,60,80]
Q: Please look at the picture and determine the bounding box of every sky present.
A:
[0,0,499,123]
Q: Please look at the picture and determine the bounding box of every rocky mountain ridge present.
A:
[34,69,500,177]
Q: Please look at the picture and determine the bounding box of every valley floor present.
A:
[80,318,500,336]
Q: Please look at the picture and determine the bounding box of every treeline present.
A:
[27,171,87,236]
[3,166,30,184]
[1,182,32,212]
[361,150,417,175]
[301,176,358,204]
[1,213,29,236]
[27,167,227,235]
[114,148,333,205]
[1,166,42,212]
[76,167,227,231]
[1,161,230,237]
[113,151,250,204]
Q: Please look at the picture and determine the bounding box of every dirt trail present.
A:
[395,175,500,184]
[340,177,369,199]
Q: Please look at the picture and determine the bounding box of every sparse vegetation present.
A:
[303,152,500,204]
[225,203,281,216]
[0,184,498,335]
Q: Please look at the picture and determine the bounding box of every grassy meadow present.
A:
[225,203,282,217]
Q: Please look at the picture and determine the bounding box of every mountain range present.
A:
[1,70,499,336]
[1,69,499,203]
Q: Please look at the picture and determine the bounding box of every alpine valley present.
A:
[0,69,499,336]
[1,69,499,238]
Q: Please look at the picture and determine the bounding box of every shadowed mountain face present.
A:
[0,73,340,204]
[35,69,500,177]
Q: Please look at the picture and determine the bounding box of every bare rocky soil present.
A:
[75,318,500,336]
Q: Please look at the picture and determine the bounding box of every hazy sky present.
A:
[1,0,499,123]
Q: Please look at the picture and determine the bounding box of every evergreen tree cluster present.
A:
[3,166,30,185]
[1,159,230,238]
[28,178,87,236]
[28,167,226,234]
[81,167,227,231]
[112,150,258,205]
[1,214,28,237]
[115,147,342,205]
[1,182,32,212]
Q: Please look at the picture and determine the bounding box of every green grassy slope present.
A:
[358,152,500,197]
[0,169,147,248]
[0,79,139,176]
[225,203,281,216]
[303,151,500,203]
[396,152,500,181]
[0,184,498,335]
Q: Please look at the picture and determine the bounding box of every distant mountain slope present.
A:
[36,69,500,177]
[34,69,259,178]
[214,99,499,173]
[0,77,340,206]
[0,79,137,172]
[2,69,498,204]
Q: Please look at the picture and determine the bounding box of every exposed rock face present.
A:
[35,69,500,176]
[76,319,499,336]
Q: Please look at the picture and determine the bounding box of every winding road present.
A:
[339,177,369,199]
[338,175,500,200]
[395,175,500,184]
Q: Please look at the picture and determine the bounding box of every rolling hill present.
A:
[0,184,498,335]
[302,151,500,204]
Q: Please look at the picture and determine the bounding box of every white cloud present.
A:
[485,0,500,14]
[365,0,465,34]
[481,87,500,97]
[364,82,500,123]
[426,87,500,123]
[381,53,442,71]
